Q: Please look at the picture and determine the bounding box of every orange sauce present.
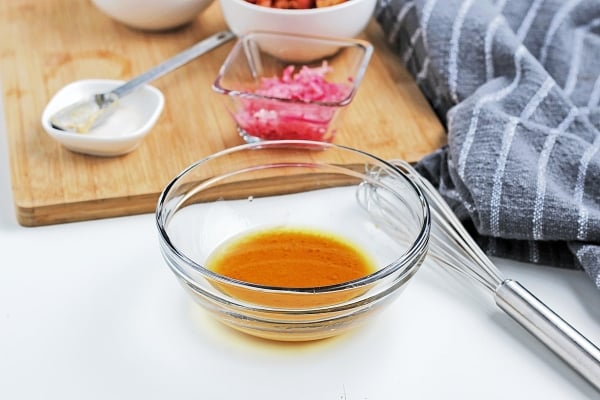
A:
[206,227,376,308]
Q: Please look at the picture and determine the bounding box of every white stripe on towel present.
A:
[458,45,527,178]
[540,0,582,66]
[449,0,476,104]
[421,0,439,47]
[416,57,430,82]
[532,107,579,244]
[402,27,422,64]
[485,15,504,81]
[588,74,600,109]
[414,0,439,86]
[522,77,555,119]
[563,18,600,97]
[563,29,585,97]
[490,116,520,236]
[387,1,415,44]
[489,77,554,236]
[516,0,545,41]
[575,125,600,240]
[529,240,539,264]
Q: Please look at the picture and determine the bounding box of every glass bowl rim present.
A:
[156,140,431,296]
[211,30,374,107]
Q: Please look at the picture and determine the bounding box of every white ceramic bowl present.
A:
[219,0,376,38]
[91,0,215,31]
[41,79,164,157]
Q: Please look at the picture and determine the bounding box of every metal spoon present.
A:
[50,30,236,133]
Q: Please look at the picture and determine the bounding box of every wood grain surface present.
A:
[0,0,445,226]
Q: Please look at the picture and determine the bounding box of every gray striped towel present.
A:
[375,0,600,289]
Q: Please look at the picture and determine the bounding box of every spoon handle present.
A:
[111,30,236,99]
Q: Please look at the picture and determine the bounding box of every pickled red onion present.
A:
[234,62,353,141]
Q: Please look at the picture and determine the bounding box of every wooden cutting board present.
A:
[0,0,445,227]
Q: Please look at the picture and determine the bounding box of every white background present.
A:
[1,102,599,399]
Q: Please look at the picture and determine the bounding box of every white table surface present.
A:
[1,109,599,399]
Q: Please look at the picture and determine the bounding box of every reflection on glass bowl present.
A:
[156,140,430,341]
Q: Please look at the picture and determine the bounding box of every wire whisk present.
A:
[358,159,600,391]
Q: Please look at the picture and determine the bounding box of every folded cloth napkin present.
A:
[375,0,600,289]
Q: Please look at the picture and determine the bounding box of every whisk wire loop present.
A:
[357,159,600,391]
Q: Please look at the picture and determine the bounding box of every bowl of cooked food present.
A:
[219,0,376,39]
[156,140,430,341]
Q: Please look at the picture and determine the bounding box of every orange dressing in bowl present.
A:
[206,227,377,308]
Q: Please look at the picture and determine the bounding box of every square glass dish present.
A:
[212,31,373,143]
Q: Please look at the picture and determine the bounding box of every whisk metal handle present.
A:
[495,279,600,390]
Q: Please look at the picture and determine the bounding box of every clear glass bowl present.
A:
[212,31,373,144]
[156,140,430,341]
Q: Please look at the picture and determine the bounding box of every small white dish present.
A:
[42,79,164,157]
